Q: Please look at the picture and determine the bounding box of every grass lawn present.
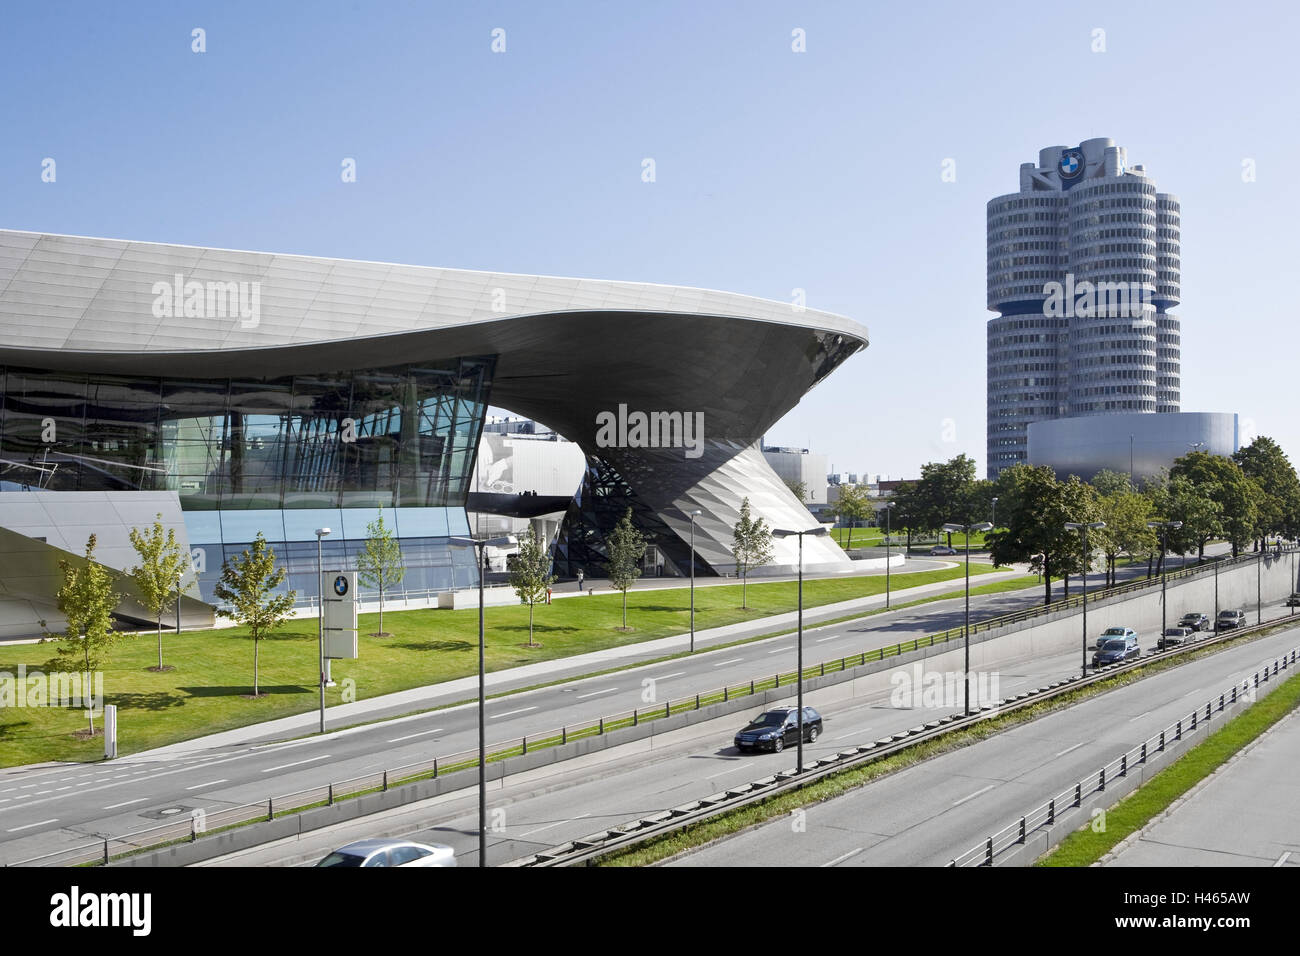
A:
[1037,668,1300,866]
[0,562,1006,767]
[832,527,990,551]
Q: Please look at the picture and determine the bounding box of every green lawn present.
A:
[0,562,1005,767]
[832,527,990,551]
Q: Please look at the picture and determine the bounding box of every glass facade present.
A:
[0,358,495,604]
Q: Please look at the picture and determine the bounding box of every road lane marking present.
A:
[7,819,57,832]
[576,687,619,700]
[490,707,538,720]
[1054,742,1087,758]
[767,647,790,655]
[103,798,148,810]
[387,729,444,743]
[185,779,228,791]
[657,672,685,680]
[822,847,863,867]
[519,812,591,838]
[834,730,869,741]
[260,755,332,773]
[705,763,755,780]
[1274,852,1292,867]
[712,658,744,667]
[952,784,995,806]
[1127,710,1152,723]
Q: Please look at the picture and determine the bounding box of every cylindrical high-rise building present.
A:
[986,138,1180,478]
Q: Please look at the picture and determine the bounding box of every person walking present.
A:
[576,568,584,592]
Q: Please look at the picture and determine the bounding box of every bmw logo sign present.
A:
[333,575,349,597]
[1059,149,1084,179]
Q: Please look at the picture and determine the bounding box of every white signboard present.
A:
[322,570,359,660]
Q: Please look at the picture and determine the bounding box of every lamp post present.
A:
[1257,547,1263,625]
[688,510,702,653]
[990,497,998,535]
[314,528,331,734]
[1147,520,1183,637]
[942,520,993,715]
[1066,521,1106,677]
[884,501,895,609]
[772,525,830,773]
[447,533,517,867]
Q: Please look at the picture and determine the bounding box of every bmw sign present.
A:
[1059,148,1085,180]
[333,574,349,597]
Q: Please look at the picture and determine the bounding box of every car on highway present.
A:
[1093,633,1140,667]
[1179,612,1210,631]
[1159,626,1194,650]
[1217,609,1247,630]
[929,545,957,555]
[1287,593,1300,608]
[734,706,823,753]
[1095,626,1137,650]
[315,839,457,868]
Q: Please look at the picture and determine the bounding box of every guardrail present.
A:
[948,642,1299,867]
[506,615,1297,866]
[10,547,1290,867]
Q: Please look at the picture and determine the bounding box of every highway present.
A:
[199,600,1300,868]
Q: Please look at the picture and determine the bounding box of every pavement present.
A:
[1102,706,1300,867]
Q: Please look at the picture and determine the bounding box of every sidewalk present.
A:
[136,563,1032,757]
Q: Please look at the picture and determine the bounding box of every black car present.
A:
[1179,612,1209,631]
[1092,636,1140,668]
[734,706,823,753]
[1286,593,1300,608]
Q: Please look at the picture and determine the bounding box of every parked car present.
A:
[1217,609,1247,630]
[1286,593,1300,608]
[315,839,457,868]
[1093,632,1140,667]
[734,706,823,753]
[929,545,957,556]
[1160,626,1193,650]
[1095,626,1137,650]
[1179,612,1209,631]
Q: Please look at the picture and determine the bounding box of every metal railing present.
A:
[948,644,1299,867]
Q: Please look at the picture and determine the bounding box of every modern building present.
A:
[986,137,1181,478]
[760,444,828,507]
[0,229,867,635]
[1027,412,1239,483]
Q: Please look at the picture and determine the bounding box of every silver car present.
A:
[315,839,457,867]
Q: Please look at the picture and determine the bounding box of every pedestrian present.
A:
[576,569,584,592]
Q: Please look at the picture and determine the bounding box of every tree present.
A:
[988,465,1097,606]
[214,532,297,697]
[49,534,122,735]
[1160,475,1222,564]
[1095,487,1155,586]
[1171,451,1260,557]
[784,478,808,503]
[356,506,405,637]
[128,513,188,672]
[732,497,774,609]
[831,483,871,549]
[889,480,925,552]
[914,454,978,545]
[508,527,556,647]
[606,508,645,630]
[1234,436,1300,545]
[1091,469,1134,498]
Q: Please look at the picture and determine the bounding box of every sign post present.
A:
[104,703,117,760]
[322,570,359,662]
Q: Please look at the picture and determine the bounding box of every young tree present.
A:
[128,513,188,671]
[214,532,297,697]
[731,497,774,609]
[356,506,405,637]
[606,508,646,630]
[832,483,871,549]
[49,534,122,735]
[508,527,556,647]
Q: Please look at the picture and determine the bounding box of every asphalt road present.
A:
[668,623,1300,867]
[201,601,1299,868]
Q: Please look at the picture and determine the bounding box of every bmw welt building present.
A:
[0,230,866,636]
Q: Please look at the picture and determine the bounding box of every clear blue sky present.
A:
[3,0,1297,479]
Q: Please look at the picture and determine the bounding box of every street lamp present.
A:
[1147,520,1183,636]
[447,533,517,868]
[314,528,331,734]
[883,501,895,608]
[1066,521,1106,677]
[991,497,999,534]
[688,510,702,653]
[942,520,993,715]
[772,525,830,774]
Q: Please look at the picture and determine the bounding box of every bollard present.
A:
[750,679,755,695]
[724,686,729,702]
[1160,730,1166,751]
[434,757,439,778]
[1048,798,1055,825]
[1099,767,1106,791]
[1075,782,1082,807]
[694,695,700,710]
[985,837,993,866]
[1141,742,1147,763]
[1121,754,1127,776]
[633,709,638,727]
[562,727,568,744]
[1176,720,1182,741]
[1019,817,1026,843]
[522,736,527,755]
[328,784,334,806]
[268,797,273,821]
[104,839,110,865]
[599,718,604,734]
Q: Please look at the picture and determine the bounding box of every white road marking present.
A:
[713,658,744,667]
[767,647,790,655]
[387,729,444,743]
[705,763,755,780]
[576,687,619,700]
[185,779,228,791]
[519,812,591,838]
[7,819,57,832]
[1054,742,1087,758]
[1274,851,1292,867]
[656,672,685,680]
[952,784,995,806]
[1127,710,1152,723]
[260,755,332,773]
[490,706,538,720]
[103,798,148,810]
[822,847,863,867]
[834,729,869,741]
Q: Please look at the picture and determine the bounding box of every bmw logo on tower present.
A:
[1058,148,1085,180]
